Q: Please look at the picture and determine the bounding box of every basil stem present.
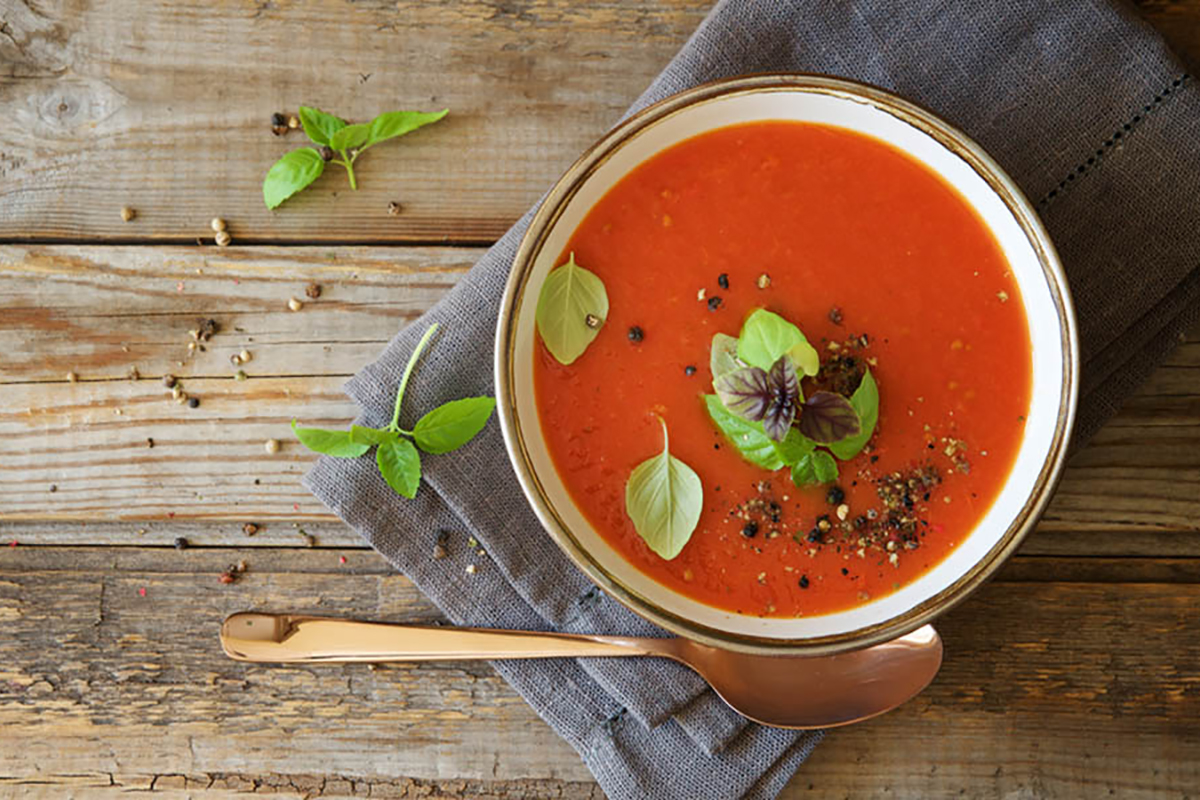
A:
[389,323,440,432]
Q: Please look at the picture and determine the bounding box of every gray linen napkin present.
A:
[306,1,1200,797]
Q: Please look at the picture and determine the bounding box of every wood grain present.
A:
[3,245,1199,561]
[3,3,1200,798]
[0,546,1196,798]
[0,1,709,244]
[0,2,1193,244]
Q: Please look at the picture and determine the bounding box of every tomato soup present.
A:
[533,121,1031,617]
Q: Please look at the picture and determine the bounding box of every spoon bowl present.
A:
[220,612,942,729]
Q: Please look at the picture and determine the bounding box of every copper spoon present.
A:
[220,612,941,729]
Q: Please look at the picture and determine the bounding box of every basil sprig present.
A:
[625,417,704,560]
[263,106,448,209]
[704,310,880,487]
[292,324,495,498]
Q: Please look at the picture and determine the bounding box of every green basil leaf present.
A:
[263,148,326,209]
[772,428,815,466]
[534,252,609,365]
[737,308,819,376]
[376,437,421,498]
[791,450,838,486]
[298,106,347,146]
[829,369,880,460]
[329,123,370,152]
[786,340,820,378]
[413,397,496,454]
[291,421,370,458]
[349,425,393,445]
[709,332,741,385]
[703,395,783,470]
[624,419,703,561]
[367,109,449,147]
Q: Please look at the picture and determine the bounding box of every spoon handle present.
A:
[220,612,653,663]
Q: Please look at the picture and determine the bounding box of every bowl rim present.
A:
[495,72,1079,655]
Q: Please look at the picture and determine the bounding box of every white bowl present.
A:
[496,74,1078,655]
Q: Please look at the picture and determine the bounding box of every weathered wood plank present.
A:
[0,1,709,244]
[2,244,1199,552]
[0,547,1196,797]
[0,2,1194,244]
[0,244,473,383]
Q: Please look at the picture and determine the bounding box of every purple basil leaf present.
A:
[798,391,862,444]
[761,357,800,441]
[761,398,796,441]
[714,366,772,421]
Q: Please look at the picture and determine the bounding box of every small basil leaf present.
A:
[367,109,449,147]
[704,395,784,470]
[798,391,862,444]
[714,366,772,421]
[829,369,880,460]
[298,106,347,146]
[349,425,393,445]
[772,427,815,466]
[263,148,326,209]
[535,252,609,365]
[376,437,421,499]
[624,419,703,561]
[737,309,818,376]
[413,397,496,454]
[709,332,742,385]
[786,340,820,378]
[761,356,801,441]
[812,450,839,482]
[791,450,839,486]
[291,421,370,458]
[329,123,370,152]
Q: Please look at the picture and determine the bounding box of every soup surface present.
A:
[533,121,1031,617]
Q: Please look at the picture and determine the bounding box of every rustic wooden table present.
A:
[2,2,1198,797]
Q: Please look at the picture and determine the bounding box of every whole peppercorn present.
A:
[684,365,696,376]
[210,217,226,233]
[387,201,403,216]
[243,522,259,536]
[173,537,189,550]
[120,206,136,222]
[627,326,644,342]
[305,282,322,299]
[707,296,722,311]
[741,521,759,538]
[799,575,810,589]
[215,230,232,247]
[717,273,729,289]
[162,374,176,388]
[264,439,280,454]
[320,146,334,162]
[187,397,200,409]
[271,112,286,127]
[825,485,846,505]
